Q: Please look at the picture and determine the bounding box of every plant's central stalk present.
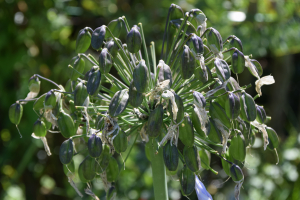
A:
[147,139,168,200]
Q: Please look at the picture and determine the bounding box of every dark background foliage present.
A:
[1,0,300,199]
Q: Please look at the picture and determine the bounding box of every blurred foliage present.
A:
[1,0,300,199]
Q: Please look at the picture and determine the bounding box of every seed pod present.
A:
[78,160,88,183]
[225,92,240,120]
[74,82,89,107]
[212,79,228,107]
[209,101,231,129]
[230,164,244,183]
[76,27,92,53]
[163,141,179,171]
[240,92,257,122]
[88,134,103,158]
[158,60,172,86]
[221,151,233,176]
[229,36,243,52]
[206,28,223,54]
[189,8,206,28]
[256,105,266,124]
[239,121,251,147]
[87,67,101,96]
[28,76,40,94]
[59,139,74,165]
[180,165,195,196]
[107,186,117,200]
[181,45,195,79]
[214,58,231,83]
[179,114,194,147]
[81,155,96,181]
[247,59,263,77]
[69,55,85,81]
[133,60,149,93]
[42,117,52,130]
[147,104,164,138]
[107,18,123,38]
[169,3,184,20]
[226,77,240,93]
[199,149,210,170]
[33,119,47,137]
[183,146,201,172]
[231,50,245,74]
[52,92,62,117]
[128,81,144,107]
[126,26,142,53]
[91,25,106,50]
[187,34,204,56]
[266,127,279,150]
[106,156,119,182]
[33,94,46,113]
[96,145,110,173]
[195,65,212,83]
[9,103,23,125]
[207,118,223,143]
[44,90,57,110]
[193,91,206,108]
[249,130,256,147]
[168,91,184,123]
[108,89,129,117]
[99,48,113,74]
[113,130,127,153]
[191,106,210,138]
[105,39,119,58]
[63,159,75,177]
[95,111,107,130]
[57,111,76,138]
[229,130,246,162]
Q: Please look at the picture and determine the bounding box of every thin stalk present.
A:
[138,23,152,87]
[147,139,168,200]
[150,42,157,79]
[166,12,189,64]
[33,74,60,88]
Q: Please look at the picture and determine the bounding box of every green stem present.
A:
[146,139,168,200]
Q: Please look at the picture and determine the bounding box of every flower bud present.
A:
[231,49,245,74]
[33,119,47,137]
[240,92,257,122]
[133,60,149,93]
[183,145,201,172]
[126,26,142,53]
[106,156,119,182]
[69,55,85,81]
[229,130,246,162]
[179,114,194,147]
[128,81,144,107]
[181,45,195,79]
[147,104,164,138]
[91,25,106,50]
[180,165,195,196]
[9,103,23,125]
[108,89,129,117]
[225,92,241,120]
[59,139,74,165]
[107,17,123,38]
[99,48,113,74]
[163,141,179,171]
[207,28,223,55]
[214,58,231,82]
[57,111,76,138]
[76,27,92,53]
[44,90,57,110]
[256,105,266,124]
[87,67,101,96]
[113,130,128,153]
[88,134,103,158]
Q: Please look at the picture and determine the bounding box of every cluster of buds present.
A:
[9,3,279,200]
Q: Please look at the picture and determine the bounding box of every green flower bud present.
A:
[91,25,106,51]
[88,134,103,158]
[33,119,47,137]
[133,60,149,93]
[108,89,129,117]
[76,27,92,53]
[126,26,142,53]
[9,103,23,125]
[59,139,74,165]
[163,141,179,171]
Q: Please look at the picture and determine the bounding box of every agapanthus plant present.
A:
[9,3,279,200]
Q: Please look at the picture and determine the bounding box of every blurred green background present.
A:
[1,0,300,199]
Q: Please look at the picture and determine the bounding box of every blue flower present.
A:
[195,175,213,200]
